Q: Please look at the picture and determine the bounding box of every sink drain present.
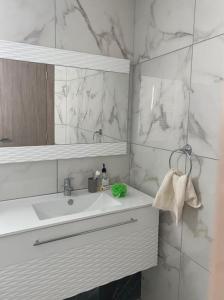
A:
[67,199,74,205]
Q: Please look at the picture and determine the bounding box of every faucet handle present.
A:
[64,177,71,185]
[63,176,73,183]
[63,177,74,196]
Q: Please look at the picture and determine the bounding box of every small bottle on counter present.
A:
[94,170,101,192]
[101,163,109,190]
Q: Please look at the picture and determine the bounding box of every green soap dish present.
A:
[111,183,127,198]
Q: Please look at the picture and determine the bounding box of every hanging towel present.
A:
[153,169,201,224]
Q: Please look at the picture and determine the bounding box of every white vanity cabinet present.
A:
[0,206,158,300]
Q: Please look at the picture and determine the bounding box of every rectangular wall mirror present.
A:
[0,40,129,162]
[0,59,129,147]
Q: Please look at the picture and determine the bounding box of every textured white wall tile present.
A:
[189,37,223,159]
[0,161,57,201]
[141,240,180,300]
[182,156,218,270]
[179,254,209,300]
[56,0,134,60]
[132,47,192,151]
[134,0,195,62]
[0,0,55,47]
[58,155,129,192]
[194,0,224,42]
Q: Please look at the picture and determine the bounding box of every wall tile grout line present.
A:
[130,142,219,162]
[159,236,210,273]
[134,31,224,68]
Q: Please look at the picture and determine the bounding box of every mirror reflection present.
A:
[55,66,129,145]
[0,58,129,147]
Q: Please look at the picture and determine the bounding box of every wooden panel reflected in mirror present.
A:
[0,58,54,147]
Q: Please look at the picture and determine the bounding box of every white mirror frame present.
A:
[0,40,130,164]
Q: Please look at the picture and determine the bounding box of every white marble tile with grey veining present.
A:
[66,126,96,144]
[56,0,134,59]
[102,72,129,142]
[55,67,67,126]
[58,155,129,191]
[66,126,121,144]
[55,65,129,144]
[66,67,129,143]
[131,47,192,151]
[66,67,104,133]
[141,240,181,300]
[182,156,218,270]
[130,144,185,250]
[134,0,195,62]
[0,161,57,201]
[189,37,223,159]
[179,254,209,300]
[194,0,224,42]
[55,66,67,81]
[55,125,67,145]
[0,0,55,47]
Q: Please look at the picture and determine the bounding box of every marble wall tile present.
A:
[141,240,181,300]
[55,80,67,126]
[189,37,223,159]
[58,155,129,192]
[55,66,67,81]
[55,125,67,145]
[130,144,170,197]
[56,0,134,59]
[130,144,185,250]
[182,156,218,270]
[65,127,120,144]
[56,66,129,144]
[179,254,209,300]
[102,72,129,142]
[0,161,57,201]
[0,0,55,47]
[67,68,104,132]
[194,0,224,42]
[134,0,195,62]
[131,47,192,151]
[66,127,95,144]
[55,67,68,144]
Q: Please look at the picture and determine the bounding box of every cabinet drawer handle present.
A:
[33,218,138,246]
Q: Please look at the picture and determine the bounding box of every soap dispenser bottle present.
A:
[101,163,109,190]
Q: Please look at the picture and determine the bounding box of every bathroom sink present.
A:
[32,192,121,220]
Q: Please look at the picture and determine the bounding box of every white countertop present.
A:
[0,185,154,237]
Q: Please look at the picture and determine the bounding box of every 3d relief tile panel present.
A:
[0,143,127,164]
[0,228,158,300]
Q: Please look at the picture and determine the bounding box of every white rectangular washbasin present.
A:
[32,192,122,220]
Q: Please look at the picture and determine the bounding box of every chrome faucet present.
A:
[63,177,73,196]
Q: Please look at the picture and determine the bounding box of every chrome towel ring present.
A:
[169,144,193,176]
